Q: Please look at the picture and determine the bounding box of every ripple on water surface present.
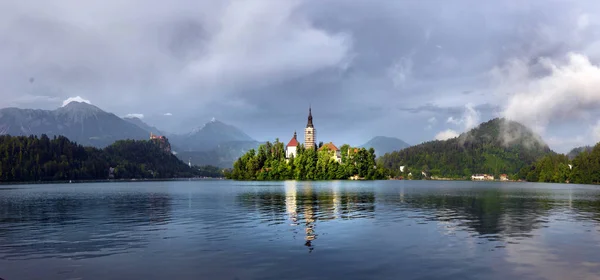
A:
[1,181,600,279]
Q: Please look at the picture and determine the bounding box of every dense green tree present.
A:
[517,142,600,185]
[0,134,220,182]
[226,142,386,181]
[379,118,552,179]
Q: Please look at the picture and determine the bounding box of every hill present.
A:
[176,140,261,168]
[378,118,553,178]
[0,134,204,182]
[361,136,410,157]
[124,117,164,136]
[567,146,593,159]
[170,118,255,152]
[0,102,149,147]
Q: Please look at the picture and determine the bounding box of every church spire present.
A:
[306,106,314,128]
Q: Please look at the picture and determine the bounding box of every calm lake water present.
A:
[1,180,600,280]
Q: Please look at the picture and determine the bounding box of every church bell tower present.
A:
[304,106,316,150]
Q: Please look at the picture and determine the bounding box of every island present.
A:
[225,107,387,181]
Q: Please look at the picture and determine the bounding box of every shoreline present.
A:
[0,177,226,186]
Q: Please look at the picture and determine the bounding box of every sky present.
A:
[2,0,600,152]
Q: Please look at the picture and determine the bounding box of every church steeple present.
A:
[306,106,314,128]
[304,106,316,150]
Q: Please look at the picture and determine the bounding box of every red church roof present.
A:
[287,132,299,147]
[319,142,339,151]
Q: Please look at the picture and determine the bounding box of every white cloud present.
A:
[62,96,91,107]
[577,14,590,30]
[592,120,600,143]
[447,116,460,125]
[498,53,600,133]
[388,57,413,89]
[164,113,173,116]
[184,0,351,93]
[435,129,459,140]
[446,103,481,131]
[124,113,144,119]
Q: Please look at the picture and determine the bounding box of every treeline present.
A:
[0,134,217,182]
[195,165,224,178]
[379,118,552,179]
[225,140,386,180]
[518,142,600,184]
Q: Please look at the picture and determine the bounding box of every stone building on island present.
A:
[286,131,299,159]
[318,142,342,163]
[304,106,316,150]
[285,106,342,163]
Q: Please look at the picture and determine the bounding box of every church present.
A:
[285,107,341,163]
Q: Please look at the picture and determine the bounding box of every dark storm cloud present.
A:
[1,0,600,151]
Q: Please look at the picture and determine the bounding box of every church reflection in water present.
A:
[235,182,600,252]
[237,181,376,252]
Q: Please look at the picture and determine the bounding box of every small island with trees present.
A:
[225,107,386,181]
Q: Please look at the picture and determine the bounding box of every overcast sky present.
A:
[2,0,600,152]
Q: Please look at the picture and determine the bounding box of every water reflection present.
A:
[237,181,376,251]
[0,189,172,260]
[237,182,600,250]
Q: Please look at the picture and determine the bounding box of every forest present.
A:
[225,139,387,180]
[518,142,600,184]
[378,118,552,179]
[0,134,219,182]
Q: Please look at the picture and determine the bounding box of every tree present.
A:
[227,142,385,181]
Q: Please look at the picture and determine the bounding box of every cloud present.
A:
[499,53,600,133]
[2,1,600,149]
[124,113,144,119]
[592,120,600,143]
[62,96,91,107]
[163,113,173,116]
[446,103,481,131]
[425,116,437,130]
[435,129,459,141]
[388,57,413,89]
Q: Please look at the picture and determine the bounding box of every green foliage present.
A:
[518,142,600,185]
[517,153,570,183]
[226,140,386,181]
[379,118,552,179]
[0,134,213,182]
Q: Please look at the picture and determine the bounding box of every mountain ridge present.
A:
[0,102,149,147]
[379,118,553,178]
[361,136,410,157]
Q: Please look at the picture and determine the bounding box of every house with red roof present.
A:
[286,131,299,159]
[318,142,342,163]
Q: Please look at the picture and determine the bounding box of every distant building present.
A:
[304,107,316,150]
[471,174,495,181]
[400,166,405,172]
[286,131,299,159]
[500,174,509,181]
[318,142,342,163]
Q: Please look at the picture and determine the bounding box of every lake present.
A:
[1,180,600,280]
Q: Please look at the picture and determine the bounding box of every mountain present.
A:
[0,102,149,147]
[176,140,262,168]
[124,117,163,136]
[0,134,202,182]
[170,118,255,152]
[567,146,593,159]
[378,118,553,178]
[361,136,410,157]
